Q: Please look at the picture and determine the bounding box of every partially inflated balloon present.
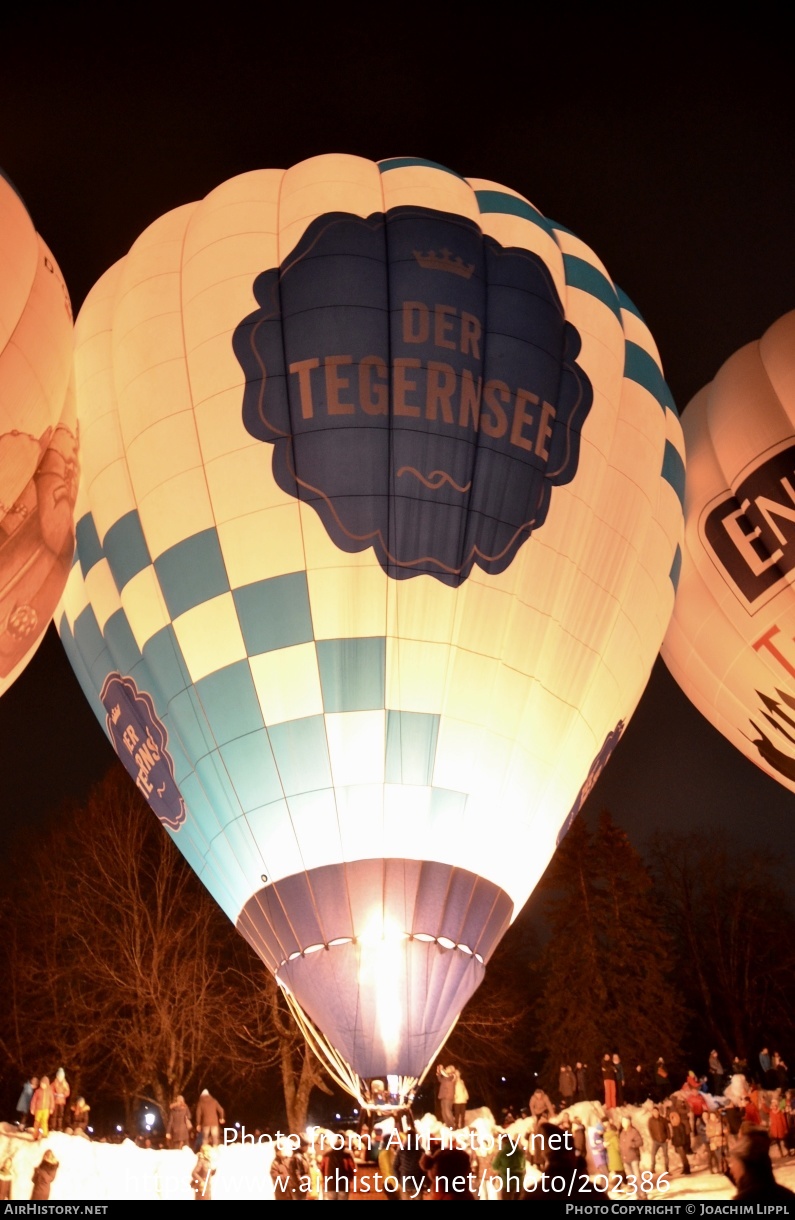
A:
[57,155,683,1103]
[0,171,78,695]
[662,310,795,793]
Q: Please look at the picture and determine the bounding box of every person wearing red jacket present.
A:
[30,1076,55,1140]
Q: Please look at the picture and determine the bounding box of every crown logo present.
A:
[110,703,122,725]
[413,247,475,279]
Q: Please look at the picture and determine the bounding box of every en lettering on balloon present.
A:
[663,310,795,791]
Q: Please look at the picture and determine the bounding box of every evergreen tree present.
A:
[534,809,686,1098]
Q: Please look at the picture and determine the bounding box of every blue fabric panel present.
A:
[154,528,230,620]
[194,660,264,746]
[58,615,107,732]
[385,711,440,784]
[670,544,682,593]
[75,513,104,579]
[104,510,152,591]
[562,255,622,323]
[548,219,576,237]
[233,572,313,655]
[429,787,468,829]
[379,157,465,179]
[174,771,215,844]
[614,285,643,323]
[169,820,209,874]
[72,604,109,686]
[194,752,242,829]
[103,608,141,676]
[474,190,549,233]
[159,727,196,791]
[624,341,672,413]
[268,716,332,796]
[317,637,385,712]
[220,729,285,813]
[167,687,218,762]
[141,625,192,704]
[662,438,686,509]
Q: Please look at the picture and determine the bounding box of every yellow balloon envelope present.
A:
[0,170,78,695]
[57,155,683,1104]
[662,310,795,794]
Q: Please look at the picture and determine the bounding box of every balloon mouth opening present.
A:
[278,932,484,969]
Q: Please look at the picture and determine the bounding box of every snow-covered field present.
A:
[1,1104,793,1202]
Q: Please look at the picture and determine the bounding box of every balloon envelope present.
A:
[0,170,78,696]
[662,310,795,794]
[57,155,683,1097]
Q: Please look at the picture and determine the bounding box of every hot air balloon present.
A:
[56,154,684,1109]
[0,170,78,696]
[662,309,795,794]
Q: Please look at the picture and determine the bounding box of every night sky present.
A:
[1,6,793,873]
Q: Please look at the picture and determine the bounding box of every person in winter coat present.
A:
[270,1145,301,1200]
[575,1062,589,1102]
[709,1051,725,1096]
[772,1053,789,1091]
[527,1123,606,1201]
[723,1099,744,1149]
[730,1129,795,1203]
[377,1134,399,1199]
[491,1130,526,1201]
[191,1144,216,1200]
[51,1068,70,1132]
[619,1117,645,1196]
[0,1154,14,1202]
[588,1121,608,1175]
[420,1139,474,1200]
[70,1096,91,1135]
[435,1064,456,1127]
[767,1093,789,1158]
[601,1054,617,1111]
[273,1141,310,1200]
[648,1105,671,1174]
[392,1130,427,1200]
[603,1120,624,1184]
[529,1087,554,1121]
[669,1106,691,1174]
[705,1109,728,1174]
[612,1055,626,1107]
[653,1058,669,1103]
[194,1089,224,1146]
[166,1095,193,1149]
[452,1068,469,1128]
[759,1049,772,1084]
[30,1150,59,1201]
[320,1141,357,1201]
[30,1076,54,1140]
[558,1065,576,1110]
[15,1078,37,1129]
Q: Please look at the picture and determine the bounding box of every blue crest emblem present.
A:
[234,206,593,587]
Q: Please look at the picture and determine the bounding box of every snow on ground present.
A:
[1,1108,793,1202]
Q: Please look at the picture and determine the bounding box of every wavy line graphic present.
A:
[396,466,472,493]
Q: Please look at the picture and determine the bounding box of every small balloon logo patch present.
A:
[235,206,593,586]
[100,673,186,830]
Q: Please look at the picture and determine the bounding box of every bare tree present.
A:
[232,965,332,1133]
[0,764,316,1127]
